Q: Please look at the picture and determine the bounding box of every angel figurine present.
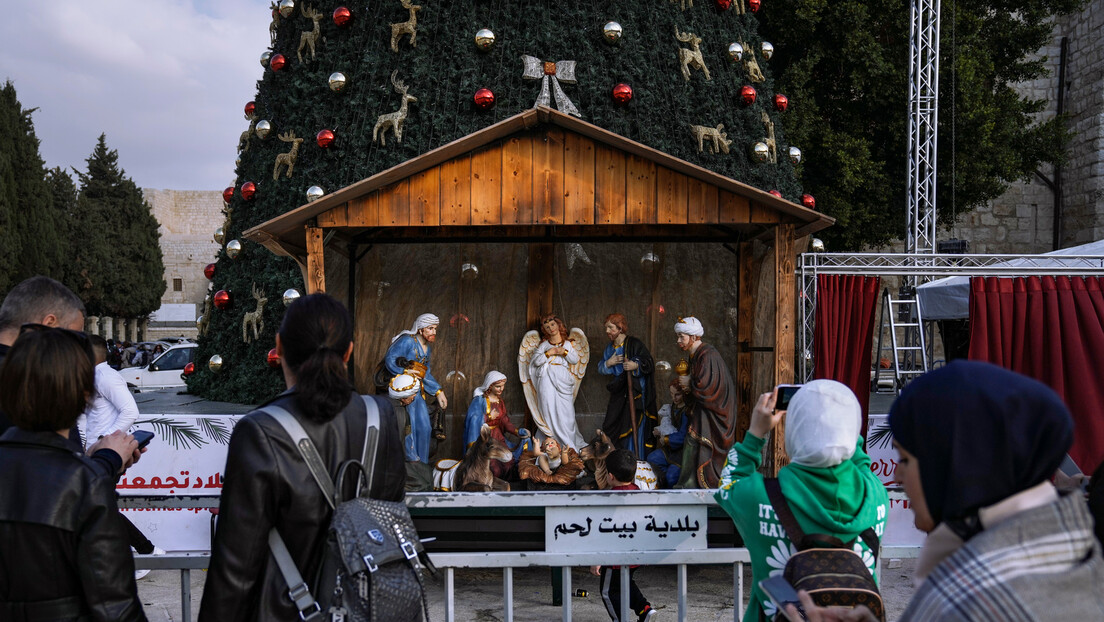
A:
[519,313,590,451]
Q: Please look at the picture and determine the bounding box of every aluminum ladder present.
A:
[873,287,929,394]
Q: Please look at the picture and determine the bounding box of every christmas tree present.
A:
[191,0,805,405]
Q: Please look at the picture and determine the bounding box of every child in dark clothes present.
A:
[590,449,657,622]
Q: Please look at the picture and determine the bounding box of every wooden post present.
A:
[526,243,554,329]
[735,241,762,443]
[305,225,326,294]
[768,224,796,475]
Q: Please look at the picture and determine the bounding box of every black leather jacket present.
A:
[0,428,146,622]
[199,391,406,621]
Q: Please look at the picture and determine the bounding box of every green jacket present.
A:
[714,433,888,621]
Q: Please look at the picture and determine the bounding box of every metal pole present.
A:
[621,567,631,622]
[446,567,455,622]
[677,563,688,622]
[561,566,572,622]
[181,569,191,621]
[504,567,514,622]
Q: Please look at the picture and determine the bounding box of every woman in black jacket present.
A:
[0,327,146,622]
[200,293,406,621]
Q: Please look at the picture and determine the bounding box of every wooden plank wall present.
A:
[325,128,788,229]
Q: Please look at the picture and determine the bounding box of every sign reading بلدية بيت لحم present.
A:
[546,504,708,553]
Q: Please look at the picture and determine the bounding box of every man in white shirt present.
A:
[79,335,139,447]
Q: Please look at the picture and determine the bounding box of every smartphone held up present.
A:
[775,384,802,412]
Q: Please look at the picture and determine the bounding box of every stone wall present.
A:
[143,188,224,338]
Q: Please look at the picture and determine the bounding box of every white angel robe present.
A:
[528,339,587,451]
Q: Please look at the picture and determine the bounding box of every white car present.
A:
[124,343,197,390]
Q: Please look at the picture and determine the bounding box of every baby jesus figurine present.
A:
[519,437,584,490]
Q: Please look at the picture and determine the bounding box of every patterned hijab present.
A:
[889,361,1072,530]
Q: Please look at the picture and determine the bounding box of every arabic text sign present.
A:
[546,505,708,553]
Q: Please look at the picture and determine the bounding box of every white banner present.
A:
[867,414,926,547]
[546,504,708,553]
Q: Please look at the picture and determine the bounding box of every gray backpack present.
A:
[263,397,434,622]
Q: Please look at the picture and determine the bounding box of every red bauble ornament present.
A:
[267,348,282,368]
[213,290,231,310]
[183,362,196,377]
[316,129,335,148]
[244,101,256,117]
[269,54,286,71]
[203,263,216,280]
[715,0,732,9]
[612,83,633,105]
[769,190,783,198]
[332,6,352,26]
[473,88,495,109]
[241,181,257,201]
[802,194,816,209]
[749,0,761,11]
[740,85,757,105]
[222,186,234,203]
[774,94,789,112]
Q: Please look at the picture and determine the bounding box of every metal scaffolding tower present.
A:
[906,0,941,268]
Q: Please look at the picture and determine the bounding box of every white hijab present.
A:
[783,379,861,468]
[474,370,507,398]
[391,313,440,343]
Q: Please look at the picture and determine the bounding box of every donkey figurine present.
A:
[433,425,513,492]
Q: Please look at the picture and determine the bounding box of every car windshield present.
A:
[153,347,193,371]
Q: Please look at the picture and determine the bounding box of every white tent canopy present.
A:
[916,239,1104,320]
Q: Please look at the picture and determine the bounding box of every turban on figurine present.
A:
[473,370,507,398]
[674,316,704,337]
[391,313,440,343]
[388,373,421,399]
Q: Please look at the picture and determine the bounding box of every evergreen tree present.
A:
[192,0,803,403]
[0,81,65,294]
[72,135,165,317]
[45,167,79,291]
[764,0,1084,250]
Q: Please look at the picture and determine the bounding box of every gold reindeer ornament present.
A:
[242,283,268,344]
[691,123,732,154]
[272,131,304,180]
[390,0,422,52]
[297,3,324,63]
[373,71,417,146]
[675,26,710,82]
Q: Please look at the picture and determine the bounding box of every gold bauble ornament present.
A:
[761,41,774,61]
[226,239,243,259]
[474,28,495,50]
[214,226,225,244]
[306,185,325,202]
[751,142,771,163]
[789,146,803,165]
[328,72,347,92]
[602,21,623,43]
[260,51,272,67]
[255,120,272,139]
[727,42,744,62]
[282,288,301,305]
[208,355,224,373]
[278,0,295,18]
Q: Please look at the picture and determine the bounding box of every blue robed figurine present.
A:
[384,313,447,463]
[464,371,530,479]
[597,313,657,456]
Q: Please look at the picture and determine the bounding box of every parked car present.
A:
[124,343,197,390]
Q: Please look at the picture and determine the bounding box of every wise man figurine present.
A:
[384,313,447,463]
[673,317,737,488]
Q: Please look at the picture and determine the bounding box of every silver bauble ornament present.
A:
[474,28,495,50]
[255,120,272,139]
[208,355,224,373]
[727,42,744,62]
[788,146,802,165]
[306,186,325,202]
[761,41,774,61]
[260,51,272,67]
[461,262,479,280]
[235,157,241,167]
[282,288,302,306]
[655,360,672,372]
[640,252,660,271]
[810,238,826,252]
[603,21,623,43]
[195,315,204,329]
[226,239,242,259]
[214,227,225,244]
[278,0,295,18]
[751,142,771,163]
[328,72,346,92]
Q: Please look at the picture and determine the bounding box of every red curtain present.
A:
[968,276,1104,473]
[814,274,881,434]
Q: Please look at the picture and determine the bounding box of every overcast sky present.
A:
[1,0,269,191]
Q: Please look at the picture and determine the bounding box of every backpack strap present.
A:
[359,395,380,495]
[267,529,323,621]
[262,404,337,510]
[765,478,881,561]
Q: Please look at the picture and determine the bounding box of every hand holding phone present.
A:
[760,576,807,621]
[775,384,802,412]
[132,430,155,450]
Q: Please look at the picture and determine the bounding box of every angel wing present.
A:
[518,329,543,424]
[568,327,589,401]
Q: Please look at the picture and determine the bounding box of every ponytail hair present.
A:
[277,293,354,422]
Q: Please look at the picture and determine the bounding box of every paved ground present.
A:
[137,558,918,621]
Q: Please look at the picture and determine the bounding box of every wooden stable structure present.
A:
[245,106,833,471]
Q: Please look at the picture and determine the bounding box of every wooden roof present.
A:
[244,107,833,258]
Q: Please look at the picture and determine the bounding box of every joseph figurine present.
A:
[673,316,738,488]
[597,313,658,456]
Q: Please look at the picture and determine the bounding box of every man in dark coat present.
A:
[597,313,658,457]
[673,316,737,489]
